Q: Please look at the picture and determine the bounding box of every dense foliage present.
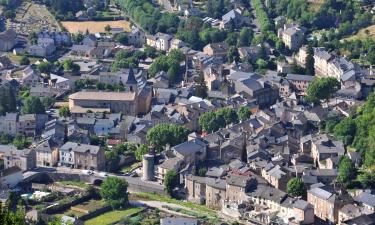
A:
[100,177,129,209]
[199,108,238,133]
[149,49,183,83]
[287,178,306,197]
[0,85,17,116]
[105,143,137,172]
[146,124,190,150]
[164,169,179,196]
[306,77,340,103]
[114,0,179,34]
[22,96,46,114]
[337,156,357,187]
[41,0,84,20]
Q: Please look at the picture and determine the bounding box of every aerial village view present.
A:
[1,0,375,224]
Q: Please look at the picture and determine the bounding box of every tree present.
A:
[22,96,45,114]
[100,177,129,209]
[116,33,128,45]
[0,132,12,145]
[333,117,356,146]
[194,73,208,98]
[199,111,225,133]
[237,106,251,121]
[104,24,111,33]
[146,124,190,151]
[164,169,178,196]
[287,178,306,197]
[337,156,357,187]
[227,46,239,63]
[58,106,71,118]
[0,85,17,116]
[135,144,149,161]
[305,44,315,75]
[63,59,80,73]
[13,134,29,149]
[238,28,253,46]
[306,77,340,104]
[217,107,238,125]
[37,62,53,75]
[19,56,30,65]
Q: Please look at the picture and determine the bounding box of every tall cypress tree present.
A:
[305,44,315,75]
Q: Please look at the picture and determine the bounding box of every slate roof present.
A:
[354,192,375,207]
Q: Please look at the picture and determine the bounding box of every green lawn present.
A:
[57,180,89,189]
[84,207,144,225]
[133,192,215,214]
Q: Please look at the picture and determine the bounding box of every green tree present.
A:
[227,46,239,63]
[194,72,208,99]
[116,33,128,45]
[238,28,253,46]
[337,156,357,187]
[217,107,238,125]
[287,178,306,197]
[306,77,340,104]
[199,111,225,133]
[58,105,71,118]
[13,134,29,149]
[164,169,178,196]
[305,44,315,75]
[0,133,12,145]
[237,106,251,121]
[105,24,111,33]
[100,177,129,209]
[333,117,356,146]
[37,62,53,75]
[22,96,45,114]
[63,59,80,72]
[19,56,30,65]
[0,85,17,116]
[146,124,190,151]
[135,144,149,161]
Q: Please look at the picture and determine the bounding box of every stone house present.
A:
[128,27,146,47]
[261,164,289,191]
[156,157,183,184]
[0,145,36,171]
[286,74,315,96]
[172,138,207,164]
[185,175,206,204]
[59,142,105,170]
[310,134,345,168]
[35,139,59,167]
[225,174,255,205]
[206,178,226,209]
[278,24,305,51]
[203,42,229,58]
[307,183,342,224]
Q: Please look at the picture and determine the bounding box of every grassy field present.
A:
[84,207,144,225]
[56,180,89,189]
[6,53,39,65]
[308,2,324,13]
[344,25,375,41]
[132,192,216,215]
[61,20,131,34]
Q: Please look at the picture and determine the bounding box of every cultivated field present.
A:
[61,20,131,34]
